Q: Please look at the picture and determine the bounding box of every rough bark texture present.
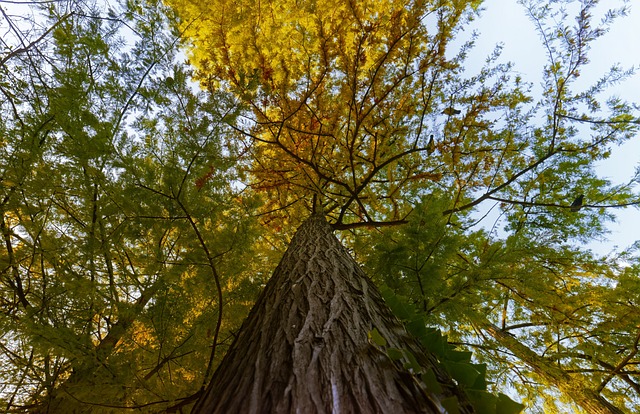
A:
[193,214,473,413]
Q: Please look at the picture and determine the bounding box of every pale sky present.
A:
[464,0,640,254]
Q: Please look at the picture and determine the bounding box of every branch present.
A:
[441,148,559,215]
[478,319,625,414]
[596,329,640,393]
[174,198,224,387]
[557,113,640,126]
[0,11,74,66]
[486,195,640,210]
[331,219,408,230]
[556,351,640,396]
[336,144,430,225]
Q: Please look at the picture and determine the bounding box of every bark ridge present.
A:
[193,214,471,413]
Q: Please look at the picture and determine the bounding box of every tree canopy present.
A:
[1,0,639,412]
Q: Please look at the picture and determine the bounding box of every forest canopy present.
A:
[1,0,639,412]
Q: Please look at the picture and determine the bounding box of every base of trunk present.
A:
[193,214,472,413]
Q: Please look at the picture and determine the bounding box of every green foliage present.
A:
[378,287,525,414]
[368,327,388,347]
[0,0,270,411]
[2,0,639,412]
[363,190,640,411]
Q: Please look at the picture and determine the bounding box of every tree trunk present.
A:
[479,321,624,414]
[36,282,161,413]
[193,214,473,413]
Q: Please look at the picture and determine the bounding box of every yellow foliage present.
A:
[169,0,483,225]
[174,0,435,89]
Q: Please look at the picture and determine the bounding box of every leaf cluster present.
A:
[373,286,525,414]
[0,0,271,411]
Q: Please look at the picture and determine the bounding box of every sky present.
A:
[461,0,640,254]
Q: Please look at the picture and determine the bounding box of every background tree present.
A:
[168,0,640,412]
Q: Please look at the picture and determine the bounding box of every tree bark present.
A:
[36,282,161,413]
[479,321,624,414]
[193,214,473,413]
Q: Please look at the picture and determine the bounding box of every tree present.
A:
[1,0,262,411]
[167,0,640,412]
[193,212,476,413]
[1,0,639,412]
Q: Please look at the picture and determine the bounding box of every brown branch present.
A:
[486,195,640,210]
[0,213,29,308]
[442,148,560,215]
[331,219,408,230]
[166,390,204,413]
[143,349,195,381]
[478,320,625,414]
[502,322,552,331]
[336,144,430,225]
[597,329,640,393]
[557,113,640,126]
[174,197,224,387]
[555,352,640,396]
[0,11,74,66]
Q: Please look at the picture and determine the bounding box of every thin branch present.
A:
[0,11,74,66]
[331,219,408,230]
[557,113,640,126]
[442,148,560,215]
[174,198,224,388]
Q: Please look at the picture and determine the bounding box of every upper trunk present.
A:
[193,214,473,413]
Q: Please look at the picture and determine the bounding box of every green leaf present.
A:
[470,363,487,390]
[467,389,497,414]
[420,328,447,358]
[440,396,462,414]
[406,317,428,339]
[379,286,415,320]
[444,349,473,363]
[368,328,387,347]
[421,368,443,394]
[402,349,422,373]
[496,393,525,414]
[442,361,481,388]
[387,347,404,361]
